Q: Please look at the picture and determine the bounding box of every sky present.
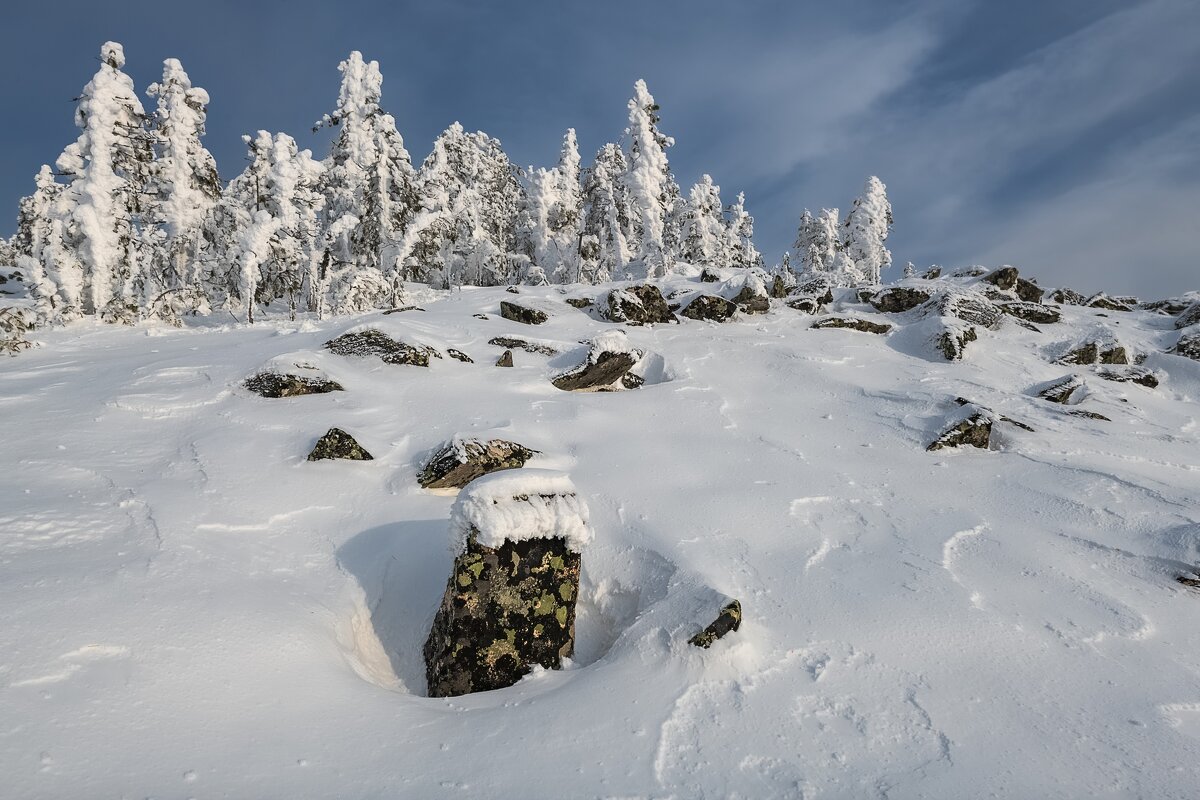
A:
[1,0,1197,297]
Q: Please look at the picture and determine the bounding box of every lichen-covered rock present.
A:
[936,325,978,361]
[1171,329,1200,360]
[1037,375,1087,405]
[423,471,589,697]
[1000,302,1060,325]
[982,266,1020,292]
[447,349,474,363]
[870,286,932,313]
[927,412,993,451]
[732,284,770,314]
[811,316,893,334]
[487,336,558,355]
[1058,341,1130,366]
[1096,367,1159,389]
[307,428,373,461]
[325,329,441,367]
[1068,409,1111,422]
[921,267,942,279]
[689,600,742,648]
[1087,293,1133,312]
[499,300,548,325]
[787,296,824,314]
[605,285,674,325]
[681,294,739,322]
[699,267,722,283]
[1175,302,1200,330]
[381,305,425,315]
[418,437,538,490]
[1049,287,1087,305]
[770,273,794,299]
[244,372,344,398]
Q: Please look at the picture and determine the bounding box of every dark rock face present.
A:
[1172,329,1200,360]
[381,305,425,314]
[1087,293,1133,312]
[495,350,514,367]
[1038,375,1086,405]
[1014,278,1045,303]
[982,266,1020,292]
[927,413,993,451]
[606,285,675,325]
[689,600,743,648]
[699,267,722,283]
[565,297,593,309]
[811,316,893,334]
[499,300,548,325]
[681,294,739,322]
[1068,409,1111,421]
[937,326,978,361]
[1049,287,1087,305]
[1000,302,1060,324]
[1097,367,1159,388]
[553,352,643,392]
[244,372,344,398]
[424,534,581,698]
[770,274,793,299]
[418,439,537,490]
[787,296,824,314]
[1059,342,1129,366]
[307,428,373,461]
[1176,302,1200,330]
[733,285,770,314]
[935,292,1002,329]
[487,336,558,356]
[447,349,474,363]
[325,329,440,366]
[870,286,931,313]
[921,267,942,279]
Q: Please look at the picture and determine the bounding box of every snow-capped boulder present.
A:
[981,266,1020,292]
[604,284,674,326]
[1036,375,1088,405]
[681,294,738,322]
[689,600,743,649]
[810,316,893,335]
[1096,366,1159,389]
[307,428,373,461]
[487,336,558,356]
[495,350,514,367]
[447,348,474,363]
[1049,287,1087,305]
[869,286,931,314]
[927,400,1032,452]
[999,302,1061,325]
[244,371,344,398]
[934,322,978,361]
[1171,328,1200,360]
[1175,302,1200,330]
[418,437,538,490]
[552,331,645,392]
[0,307,36,355]
[325,329,441,367]
[725,269,771,314]
[931,289,1003,330]
[499,300,548,325]
[564,297,593,309]
[424,470,589,697]
[1087,293,1133,312]
[1057,340,1130,366]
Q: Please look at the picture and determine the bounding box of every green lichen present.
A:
[534,593,557,615]
[555,606,568,627]
[558,581,574,601]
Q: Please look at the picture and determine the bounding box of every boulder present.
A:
[1058,341,1130,366]
[1049,287,1087,305]
[1068,409,1111,422]
[733,285,770,314]
[1171,329,1200,361]
[699,267,722,283]
[325,329,441,367]
[605,285,674,325]
[770,273,794,299]
[496,350,514,367]
[447,348,474,363]
[381,305,425,315]
[424,470,589,698]
[681,294,739,322]
[928,401,1031,451]
[1014,278,1045,303]
[981,266,1019,291]
[1176,302,1200,330]
[565,297,593,309]
[1087,293,1133,312]
[811,316,893,335]
[1037,375,1087,405]
[936,325,978,361]
[786,296,824,314]
[307,428,373,461]
[1097,367,1159,389]
[921,267,942,279]
[933,290,1003,329]
[689,600,743,648]
[793,275,835,304]
[499,300,548,325]
[487,336,558,356]
[244,372,344,398]
[999,302,1060,325]
[552,331,644,392]
[727,270,772,314]
[418,437,538,490]
[869,286,932,313]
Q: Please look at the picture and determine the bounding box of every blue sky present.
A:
[2,0,1197,296]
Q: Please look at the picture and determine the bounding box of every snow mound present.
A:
[450,469,592,552]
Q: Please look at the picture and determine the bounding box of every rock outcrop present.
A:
[681,294,738,323]
[487,336,558,356]
[499,300,548,325]
[811,316,893,335]
[1087,293,1133,312]
[1096,367,1159,389]
[307,428,373,461]
[1176,302,1200,330]
[935,325,978,361]
[927,401,1032,451]
[244,372,344,398]
[552,331,644,392]
[605,285,674,325]
[1172,329,1200,360]
[418,437,538,490]
[447,348,474,363]
[869,286,931,314]
[1058,341,1130,366]
[325,329,440,367]
[1049,287,1087,305]
[1000,302,1061,325]
[424,470,590,698]
[495,350,514,367]
[1037,375,1087,405]
[689,600,743,648]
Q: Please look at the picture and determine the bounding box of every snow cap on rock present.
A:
[450,469,592,552]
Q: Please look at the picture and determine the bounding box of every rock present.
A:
[733,285,770,314]
[418,438,538,490]
[681,294,739,322]
[921,267,942,279]
[505,286,520,294]
[811,316,893,334]
[473,313,489,320]
[1097,367,1159,389]
[1175,302,1200,330]
[1087,293,1133,312]
[727,270,772,314]
[927,412,993,451]
[1068,409,1111,421]
[605,285,674,325]
[934,290,1002,329]
[244,372,344,398]
[1177,570,1200,589]
[447,348,474,363]
[565,297,593,309]
[307,428,373,461]
[951,266,988,278]
[1037,375,1087,405]
[786,296,824,314]
[495,350,514,367]
[981,266,1019,291]
[869,286,931,313]
[1014,278,1045,303]
[936,325,978,361]
[423,471,589,697]
[793,275,834,304]
[499,300,548,325]
[325,329,441,366]
[999,302,1060,325]
[1058,341,1130,366]
[552,331,644,392]
[699,267,722,283]
[688,600,743,648]
[770,274,794,299]
[1171,329,1200,360]
[1142,297,1194,316]
[1049,287,1087,305]
[488,336,558,355]
[381,305,425,314]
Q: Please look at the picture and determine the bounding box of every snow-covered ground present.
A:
[3,278,1200,798]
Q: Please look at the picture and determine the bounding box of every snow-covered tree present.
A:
[678,174,729,267]
[314,52,418,312]
[579,143,630,283]
[143,58,220,318]
[794,208,841,277]
[842,176,892,285]
[13,166,70,321]
[621,80,679,279]
[398,123,522,288]
[903,261,916,279]
[53,42,154,321]
[724,191,763,271]
[516,129,584,284]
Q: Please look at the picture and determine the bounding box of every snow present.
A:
[2,276,1200,797]
[449,469,592,552]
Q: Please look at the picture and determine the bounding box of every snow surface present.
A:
[450,469,591,552]
[2,277,1200,797]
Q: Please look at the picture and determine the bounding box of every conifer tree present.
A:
[794,208,841,277]
[13,166,69,321]
[725,191,763,271]
[579,143,630,283]
[842,176,893,285]
[679,174,728,267]
[621,80,680,279]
